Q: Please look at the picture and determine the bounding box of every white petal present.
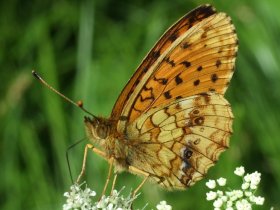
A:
[255,196,265,205]
[213,198,223,208]
[206,180,216,189]
[206,191,217,200]
[234,166,245,176]
[242,182,250,190]
[217,178,227,186]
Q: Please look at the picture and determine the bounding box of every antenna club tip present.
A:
[77,100,84,107]
[32,70,40,79]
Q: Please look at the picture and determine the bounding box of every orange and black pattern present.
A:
[85,4,238,190]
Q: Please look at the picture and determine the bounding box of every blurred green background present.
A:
[1,0,280,209]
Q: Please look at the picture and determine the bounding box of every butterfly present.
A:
[80,4,238,192]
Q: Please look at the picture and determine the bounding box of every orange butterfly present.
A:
[34,4,238,194]
[82,4,238,192]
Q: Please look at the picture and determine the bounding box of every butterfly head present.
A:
[84,116,110,145]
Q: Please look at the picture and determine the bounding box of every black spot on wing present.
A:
[197,66,203,71]
[211,74,218,83]
[164,57,175,67]
[169,32,178,42]
[181,61,191,68]
[151,50,161,59]
[216,60,221,68]
[175,73,183,85]
[164,91,172,99]
[193,79,200,86]
[154,77,168,85]
[181,42,190,49]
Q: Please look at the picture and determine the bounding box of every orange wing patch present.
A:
[126,13,237,124]
[111,5,218,121]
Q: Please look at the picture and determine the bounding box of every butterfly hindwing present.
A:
[126,93,233,189]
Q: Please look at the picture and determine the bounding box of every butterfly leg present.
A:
[77,144,116,199]
[110,173,118,195]
[101,157,114,197]
[129,166,149,197]
[76,143,107,183]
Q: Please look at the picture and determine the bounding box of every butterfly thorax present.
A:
[84,116,129,171]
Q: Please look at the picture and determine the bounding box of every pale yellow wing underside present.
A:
[126,93,233,189]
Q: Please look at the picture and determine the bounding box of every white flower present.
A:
[226,190,244,202]
[244,191,252,197]
[254,196,265,205]
[217,190,224,196]
[156,201,172,210]
[205,166,265,210]
[234,166,245,176]
[225,191,233,197]
[63,183,145,210]
[243,171,261,190]
[250,184,257,190]
[96,196,108,208]
[226,200,233,207]
[206,180,216,189]
[206,191,217,200]
[63,183,96,210]
[233,190,243,198]
[249,195,256,203]
[227,190,243,202]
[107,203,114,210]
[241,182,250,190]
[217,177,227,186]
[229,195,238,202]
[213,198,223,208]
[250,172,261,186]
[244,174,251,183]
[221,196,228,202]
[236,199,252,210]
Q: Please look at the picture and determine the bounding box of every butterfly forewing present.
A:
[100,5,237,190]
[120,12,237,126]
[111,4,217,121]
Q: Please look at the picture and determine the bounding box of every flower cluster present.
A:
[156,201,172,210]
[63,182,172,210]
[205,166,265,210]
[63,183,97,210]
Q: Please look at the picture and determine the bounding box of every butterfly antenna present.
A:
[66,138,86,184]
[32,70,96,118]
